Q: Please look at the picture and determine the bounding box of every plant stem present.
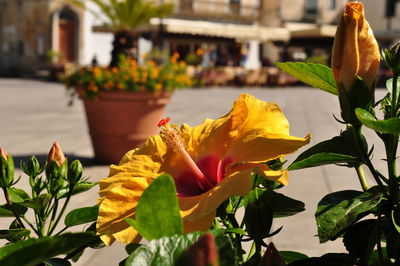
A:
[355,165,368,191]
[377,211,384,264]
[386,134,399,202]
[55,226,68,235]
[391,73,399,117]
[351,125,388,195]
[2,188,25,229]
[21,216,40,237]
[48,187,74,235]
[246,241,256,261]
[47,199,59,235]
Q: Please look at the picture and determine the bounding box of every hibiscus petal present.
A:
[179,170,253,221]
[183,212,216,233]
[228,132,311,163]
[97,179,149,245]
[99,136,165,198]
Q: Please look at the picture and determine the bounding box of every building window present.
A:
[304,0,318,20]
[230,0,240,15]
[328,0,336,10]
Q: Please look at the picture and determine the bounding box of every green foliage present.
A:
[288,135,363,171]
[0,153,14,187]
[64,206,99,227]
[0,204,27,217]
[56,181,97,198]
[7,187,30,202]
[126,174,183,241]
[0,152,100,265]
[315,190,383,243]
[0,229,31,239]
[355,108,400,134]
[287,253,355,266]
[125,230,236,266]
[244,189,305,218]
[18,193,52,210]
[275,62,337,95]
[343,219,379,263]
[338,78,374,125]
[0,232,97,266]
[279,251,309,264]
[69,0,173,31]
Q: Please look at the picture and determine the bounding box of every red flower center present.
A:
[174,154,233,197]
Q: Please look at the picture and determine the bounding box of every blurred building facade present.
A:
[0,0,111,76]
[1,0,397,76]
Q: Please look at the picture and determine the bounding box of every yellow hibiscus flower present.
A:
[96,93,311,245]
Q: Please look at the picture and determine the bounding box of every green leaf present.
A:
[56,182,97,198]
[355,108,400,134]
[7,188,30,203]
[125,243,142,255]
[315,190,383,243]
[275,62,337,95]
[126,174,183,240]
[288,253,355,266]
[0,232,97,266]
[0,229,30,239]
[124,232,203,265]
[343,219,379,263]
[211,230,237,266]
[386,78,400,101]
[391,205,400,234]
[44,258,72,266]
[125,230,237,266]
[368,247,390,265]
[224,228,246,235]
[288,136,362,170]
[243,189,305,218]
[19,193,51,210]
[268,191,305,218]
[280,251,309,264]
[64,206,99,227]
[0,204,27,217]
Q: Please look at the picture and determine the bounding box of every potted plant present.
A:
[64,0,190,164]
[65,54,191,164]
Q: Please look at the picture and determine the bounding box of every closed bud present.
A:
[260,242,285,266]
[0,148,7,160]
[332,2,380,91]
[47,142,66,166]
[22,156,42,178]
[177,233,219,266]
[0,148,14,187]
[382,42,400,74]
[68,160,83,185]
[244,201,273,244]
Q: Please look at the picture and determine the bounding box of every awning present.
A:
[149,18,290,42]
[373,30,400,43]
[286,22,337,38]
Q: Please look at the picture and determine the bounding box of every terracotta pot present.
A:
[80,91,171,164]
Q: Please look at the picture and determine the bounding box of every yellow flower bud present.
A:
[47,142,66,166]
[331,2,380,90]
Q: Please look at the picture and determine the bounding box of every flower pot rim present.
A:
[76,88,172,101]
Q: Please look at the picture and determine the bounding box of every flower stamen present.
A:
[158,118,211,189]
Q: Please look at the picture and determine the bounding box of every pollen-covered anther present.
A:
[159,122,186,152]
[159,118,205,181]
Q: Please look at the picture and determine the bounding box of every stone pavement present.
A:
[0,78,388,265]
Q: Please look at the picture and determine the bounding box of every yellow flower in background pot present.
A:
[96,94,310,245]
[331,1,380,91]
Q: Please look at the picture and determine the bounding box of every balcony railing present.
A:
[172,0,259,23]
